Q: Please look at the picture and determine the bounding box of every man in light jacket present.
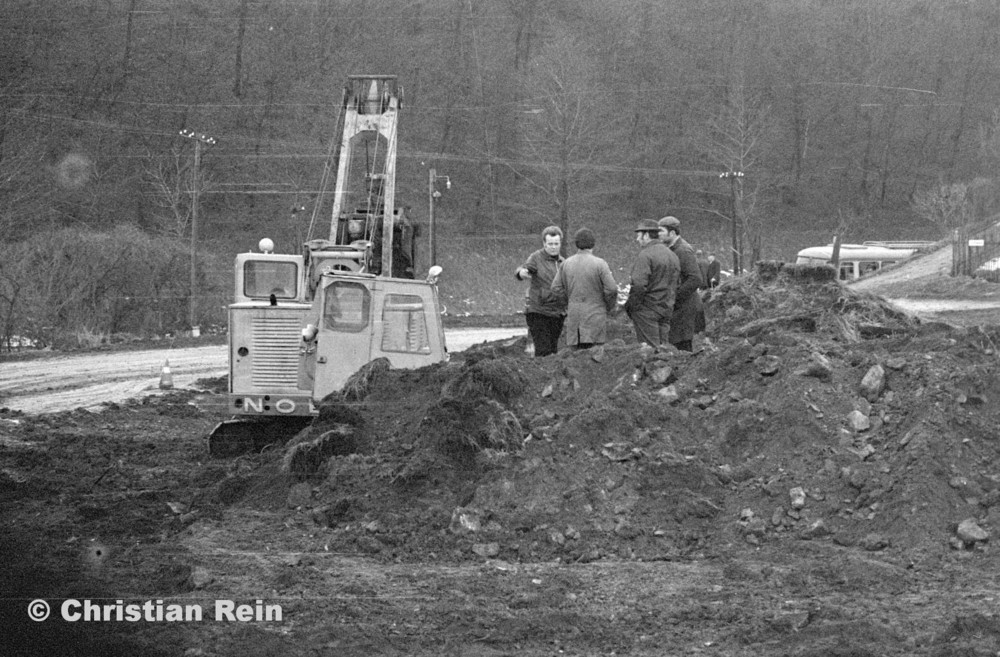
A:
[550,228,618,349]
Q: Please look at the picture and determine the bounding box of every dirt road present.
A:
[0,327,526,415]
[886,297,1000,326]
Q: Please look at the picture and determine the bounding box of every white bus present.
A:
[794,243,923,281]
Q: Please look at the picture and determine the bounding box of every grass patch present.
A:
[434,233,640,317]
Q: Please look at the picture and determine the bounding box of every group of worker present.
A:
[515,216,721,356]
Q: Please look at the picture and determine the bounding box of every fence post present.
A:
[952,229,959,277]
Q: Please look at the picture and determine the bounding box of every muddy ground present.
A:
[5,266,1000,656]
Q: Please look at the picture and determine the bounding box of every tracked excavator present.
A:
[208,75,448,456]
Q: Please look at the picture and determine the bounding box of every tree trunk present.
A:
[233,0,250,98]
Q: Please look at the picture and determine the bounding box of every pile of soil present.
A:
[232,264,1000,564]
[8,263,1000,656]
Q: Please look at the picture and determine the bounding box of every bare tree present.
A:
[912,183,975,233]
[514,29,623,235]
[0,146,49,242]
[145,145,213,239]
[695,66,773,271]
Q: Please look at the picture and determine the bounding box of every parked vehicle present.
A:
[974,256,1000,281]
[795,242,924,281]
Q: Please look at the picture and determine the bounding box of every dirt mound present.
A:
[242,266,1000,564]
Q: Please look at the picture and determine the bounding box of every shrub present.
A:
[0,225,207,348]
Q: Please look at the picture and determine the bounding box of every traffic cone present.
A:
[159,359,174,390]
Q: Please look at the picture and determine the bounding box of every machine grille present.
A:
[250,315,302,387]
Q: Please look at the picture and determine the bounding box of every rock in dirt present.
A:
[311,499,351,527]
[860,533,889,551]
[656,385,680,403]
[755,355,781,376]
[860,364,887,402]
[795,352,834,380]
[450,507,484,534]
[885,357,907,371]
[650,365,674,385]
[472,542,500,557]
[853,443,876,460]
[311,505,332,527]
[283,423,358,479]
[803,519,832,539]
[957,518,989,545]
[741,517,768,540]
[789,487,807,510]
[847,410,871,432]
[693,394,715,409]
[287,482,313,508]
[188,566,213,589]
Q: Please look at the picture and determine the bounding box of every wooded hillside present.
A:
[3,0,1000,342]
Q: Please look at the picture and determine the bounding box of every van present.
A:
[794,243,919,281]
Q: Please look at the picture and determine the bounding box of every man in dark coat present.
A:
[706,253,722,288]
[695,250,710,289]
[658,216,704,352]
[624,219,680,347]
[515,225,566,356]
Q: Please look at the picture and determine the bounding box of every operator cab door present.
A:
[311,278,375,399]
[307,275,447,402]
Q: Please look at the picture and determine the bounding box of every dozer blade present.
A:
[207,417,312,458]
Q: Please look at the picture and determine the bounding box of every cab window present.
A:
[381,294,430,353]
[859,261,879,275]
[323,282,370,332]
[839,262,855,280]
[244,260,298,299]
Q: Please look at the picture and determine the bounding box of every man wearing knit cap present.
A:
[657,215,704,352]
[550,227,618,349]
[623,219,680,347]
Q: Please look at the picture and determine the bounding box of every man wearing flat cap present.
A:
[623,219,680,347]
[550,227,618,349]
[658,215,704,352]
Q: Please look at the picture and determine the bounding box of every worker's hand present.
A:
[517,267,531,280]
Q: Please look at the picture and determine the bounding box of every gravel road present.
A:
[0,327,526,415]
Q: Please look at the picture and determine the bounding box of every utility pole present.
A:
[720,170,744,275]
[178,129,216,336]
[428,168,450,267]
